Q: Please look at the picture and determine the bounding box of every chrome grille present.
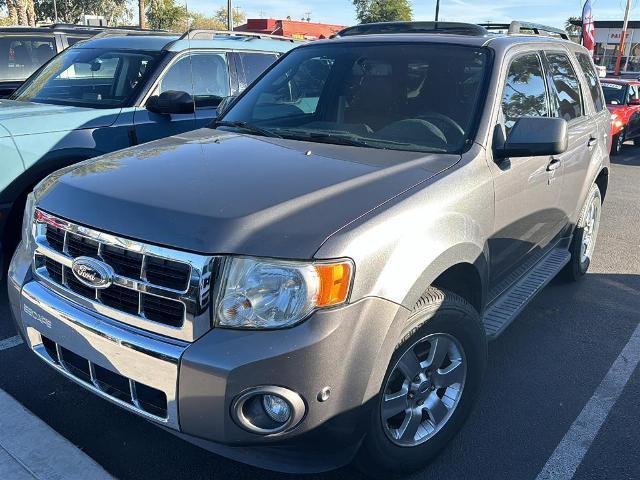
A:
[32,209,218,342]
[40,335,169,419]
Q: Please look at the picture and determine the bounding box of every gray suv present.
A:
[8,21,610,477]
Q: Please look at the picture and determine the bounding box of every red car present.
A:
[601,77,640,154]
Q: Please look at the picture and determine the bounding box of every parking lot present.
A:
[1,145,639,480]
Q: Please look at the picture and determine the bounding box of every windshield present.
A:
[12,48,160,108]
[601,82,627,105]
[222,43,490,153]
[0,35,56,81]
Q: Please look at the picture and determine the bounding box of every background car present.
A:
[601,77,640,154]
[0,24,129,98]
[0,29,300,276]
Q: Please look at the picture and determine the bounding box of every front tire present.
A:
[612,131,625,155]
[355,288,487,478]
[564,184,602,281]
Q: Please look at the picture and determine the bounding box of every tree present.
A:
[4,0,36,26]
[34,0,131,25]
[213,6,246,28]
[565,16,581,36]
[139,0,146,28]
[352,0,412,24]
[146,0,187,31]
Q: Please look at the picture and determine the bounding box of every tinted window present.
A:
[238,52,278,89]
[546,52,583,121]
[67,36,91,46]
[14,48,159,108]
[576,52,605,112]
[159,53,229,107]
[628,84,639,103]
[0,35,55,81]
[601,82,626,105]
[224,44,489,154]
[251,55,334,118]
[502,53,548,133]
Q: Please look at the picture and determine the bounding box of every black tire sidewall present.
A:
[357,294,487,477]
[613,131,624,155]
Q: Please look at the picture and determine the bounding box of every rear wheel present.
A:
[355,288,487,478]
[612,131,625,155]
[564,184,602,281]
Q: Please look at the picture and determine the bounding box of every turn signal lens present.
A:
[315,262,353,307]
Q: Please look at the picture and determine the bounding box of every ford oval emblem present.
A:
[71,256,115,289]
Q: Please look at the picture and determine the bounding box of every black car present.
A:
[0,24,146,97]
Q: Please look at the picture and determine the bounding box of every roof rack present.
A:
[91,28,172,39]
[480,21,569,40]
[336,21,489,37]
[180,30,298,43]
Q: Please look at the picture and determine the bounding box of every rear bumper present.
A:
[8,240,408,473]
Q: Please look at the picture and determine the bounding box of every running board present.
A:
[483,248,571,339]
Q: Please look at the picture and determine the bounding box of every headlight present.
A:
[216,257,353,329]
[21,192,36,248]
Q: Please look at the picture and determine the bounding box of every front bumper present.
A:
[8,241,408,472]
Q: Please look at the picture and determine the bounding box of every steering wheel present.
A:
[417,112,465,144]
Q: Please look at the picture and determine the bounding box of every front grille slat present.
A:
[101,285,140,315]
[66,232,99,258]
[33,211,215,342]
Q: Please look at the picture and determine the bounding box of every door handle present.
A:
[547,158,561,171]
[588,136,598,149]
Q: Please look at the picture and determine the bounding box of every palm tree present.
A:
[139,0,146,28]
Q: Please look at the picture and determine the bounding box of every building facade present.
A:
[236,19,345,40]
[590,21,640,73]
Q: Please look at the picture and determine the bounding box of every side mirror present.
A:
[216,95,237,117]
[629,98,640,106]
[146,90,195,115]
[494,117,568,159]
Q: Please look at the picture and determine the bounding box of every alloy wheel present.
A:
[580,193,601,265]
[381,333,467,447]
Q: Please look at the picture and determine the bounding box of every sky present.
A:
[186,0,639,29]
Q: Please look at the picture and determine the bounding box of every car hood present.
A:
[37,129,460,258]
[0,99,120,136]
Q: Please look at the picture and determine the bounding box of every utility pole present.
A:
[614,0,632,76]
[53,0,58,22]
[435,0,440,21]
[227,0,233,31]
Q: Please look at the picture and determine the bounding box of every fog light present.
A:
[262,394,291,423]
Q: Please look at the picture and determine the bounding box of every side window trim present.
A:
[542,49,587,124]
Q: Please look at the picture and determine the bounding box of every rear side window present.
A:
[575,52,605,112]
[546,52,584,121]
[0,35,56,81]
[238,52,278,90]
[501,53,548,133]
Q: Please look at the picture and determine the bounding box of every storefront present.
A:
[590,21,640,73]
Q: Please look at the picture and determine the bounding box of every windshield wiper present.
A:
[275,130,378,148]
[212,120,281,138]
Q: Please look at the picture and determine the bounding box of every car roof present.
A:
[309,32,576,50]
[603,77,639,85]
[72,33,298,54]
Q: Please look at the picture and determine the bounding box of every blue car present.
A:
[0,30,299,271]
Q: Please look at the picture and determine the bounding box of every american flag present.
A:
[582,0,596,55]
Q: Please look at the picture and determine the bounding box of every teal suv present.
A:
[0,30,298,271]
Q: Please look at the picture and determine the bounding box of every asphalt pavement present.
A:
[0,145,639,480]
